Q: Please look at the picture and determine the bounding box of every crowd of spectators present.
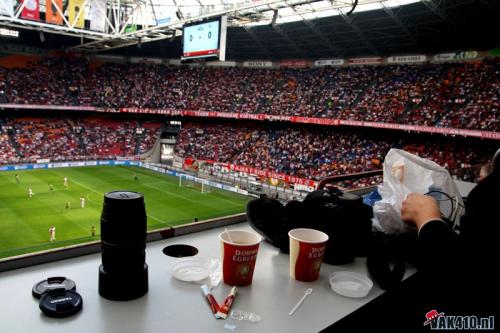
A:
[0,121,17,163]
[1,57,498,131]
[0,116,162,164]
[81,117,140,159]
[12,117,86,162]
[174,122,496,182]
[138,122,164,154]
[331,175,384,190]
[0,57,88,106]
[1,114,495,188]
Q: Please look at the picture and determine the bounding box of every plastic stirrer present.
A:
[289,288,313,316]
[225,228,234,243]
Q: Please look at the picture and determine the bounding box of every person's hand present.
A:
[401,193,441,231]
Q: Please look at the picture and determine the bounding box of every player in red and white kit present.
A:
[49,226,56,242]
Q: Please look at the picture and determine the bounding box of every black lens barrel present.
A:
[98,191,148,301]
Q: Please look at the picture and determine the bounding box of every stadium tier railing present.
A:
[1,103,499,140]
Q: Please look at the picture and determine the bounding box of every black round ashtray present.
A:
[162,244,199,258]
[39,288,83,318]
[32,277,76,299]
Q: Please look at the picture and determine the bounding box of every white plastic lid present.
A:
[329,271,373,298]
[171,258,210,282]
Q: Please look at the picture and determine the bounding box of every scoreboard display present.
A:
[182,16,227,61]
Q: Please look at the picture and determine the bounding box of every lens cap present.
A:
[39,288,83,318]
[105,191,143,201]
[32,277,76,299]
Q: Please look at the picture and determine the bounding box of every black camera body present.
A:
[247,187,373,265]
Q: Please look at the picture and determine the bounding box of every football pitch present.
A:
[0,165,250,259]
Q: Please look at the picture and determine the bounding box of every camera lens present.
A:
[100,217,146,244]
[98,191,148,301]
[98,264,149,301]
[101,241,146,273]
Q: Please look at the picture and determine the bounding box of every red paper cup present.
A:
[219,230,261,286]
[289,228,329,282]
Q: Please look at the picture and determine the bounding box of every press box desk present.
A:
[0,223,414,333]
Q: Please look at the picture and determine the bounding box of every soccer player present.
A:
[49,226,56,242]
[80,196,85,208]
[90,226,96,237]
[28,187,33,198]
[134,174,139,181]
[63,177,69,189]
[65,201,70,211]
[15,173,20,184]
[49,183,54,192]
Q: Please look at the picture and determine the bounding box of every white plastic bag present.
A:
[373,149,464,234]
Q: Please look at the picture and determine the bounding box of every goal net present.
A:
[179,174,212,193]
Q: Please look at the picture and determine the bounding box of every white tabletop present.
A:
[0,223,412,333]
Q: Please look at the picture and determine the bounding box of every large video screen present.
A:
[182,17,226,61]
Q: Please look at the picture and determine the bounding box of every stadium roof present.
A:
[0,0,498,59]
[2,0,385,51]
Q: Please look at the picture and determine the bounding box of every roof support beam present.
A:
[478,0,499,9]
[420,0,447,20]
[381,2,417,46]
[300,17,339,55]
[68,0,288,52]
[243,26,273,58]
[337,9,377,54]
[270,23,307,57]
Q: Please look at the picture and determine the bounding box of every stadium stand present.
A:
[1,55,498,188]
[174,122,496,182]
[1,57,499,131]
[0,116,162,164]
[138,122,165,154]
[0,122,18,163]
[81,117,138,158]
[1,115,493,187]
[11,117,86,162]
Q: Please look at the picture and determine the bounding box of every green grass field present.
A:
[0,165,250,259]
